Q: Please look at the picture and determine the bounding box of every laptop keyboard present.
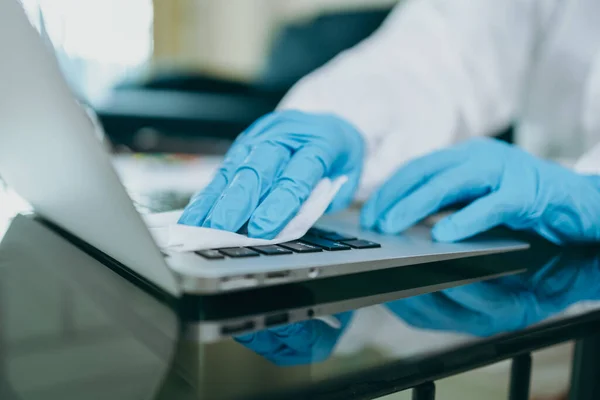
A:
[129,190,383,259]
[195,227,381,260]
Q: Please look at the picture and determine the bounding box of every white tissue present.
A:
[144,176,348,252]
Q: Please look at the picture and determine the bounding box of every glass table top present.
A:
[1,208,599,400]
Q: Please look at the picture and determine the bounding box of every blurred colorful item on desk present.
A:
[112,153,223,194]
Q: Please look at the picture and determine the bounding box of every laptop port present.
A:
[265,270,291,282]
[220,320,256,335]
[220,275,258,291]
[264,313,290,327]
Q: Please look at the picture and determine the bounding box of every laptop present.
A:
[0,1,528,298]
[3,214,530,343]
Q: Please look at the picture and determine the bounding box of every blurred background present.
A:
[21,0,397,154]
[9,2,570,399]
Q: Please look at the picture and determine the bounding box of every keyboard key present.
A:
[342,239,381,249]
[300,235,351,251]
[279,241,323,253]
[320,232,357,241]
[307,228,350,241]
[308,227,356,242]
[218,248,260,258]
[250,245,293,256]
[195,249,225,260]
[307,227,335,236]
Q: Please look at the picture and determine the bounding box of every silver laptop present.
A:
[3,214,528,344]
[0,0,528,298]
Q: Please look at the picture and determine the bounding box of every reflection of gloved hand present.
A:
[361,138,600,244]
[235,313,353,366]
[386,254,600,337]
[179,111,364,239]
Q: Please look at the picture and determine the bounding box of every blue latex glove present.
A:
[361,138,600,244]
[178,111,364,239]
[235,312,353,366]
[386,253,600,337]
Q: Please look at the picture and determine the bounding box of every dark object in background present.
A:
[95,9,392,153]
[260,8,393,91]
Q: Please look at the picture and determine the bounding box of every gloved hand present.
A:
[361,138,600,244]
[385,252,600,337]
[178,110,364,239]
[235,312,353,366]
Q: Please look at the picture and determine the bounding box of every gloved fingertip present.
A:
[205,220,226,232]
[431,220,460,242]
[177,205,209,226]
[325,198,345,214]
[360,222,375,231]
[204,211,236,232]
[177,213,199,226]
[361,222,375,231]
[247,222,278,240]
[177,209,191,223]
[363,202,393,231]
[376,218,401,235]
[360,216,375,230]
[248,190,300,239]
[209,200,258,233]
[201,216,213,228]
[377,210,418,235]
[359,207,377,229]
[376,219,391,234]
[233,333,255,343]
[247,208,283,239]
[178,193,222,226]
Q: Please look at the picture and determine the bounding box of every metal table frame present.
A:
[278,310,600,400]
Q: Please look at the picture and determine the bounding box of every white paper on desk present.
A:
[143,176,348,252]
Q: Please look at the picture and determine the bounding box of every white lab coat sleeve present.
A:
[575,143,600,175]
[278,0,557,199]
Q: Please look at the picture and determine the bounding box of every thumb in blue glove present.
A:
[361,138,600,244]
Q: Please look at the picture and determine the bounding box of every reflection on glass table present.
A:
[0,214,179,400]
[237,250,600,367]
[386,251,600,337]
[2,208,600,400]
[235,312,353,366]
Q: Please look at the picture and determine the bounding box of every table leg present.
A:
[509,353,532,400]
[412,382,435,400]
[569,335,600,400]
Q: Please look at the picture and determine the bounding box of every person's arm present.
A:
[279,0,559,199]
[179,0,559,239]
